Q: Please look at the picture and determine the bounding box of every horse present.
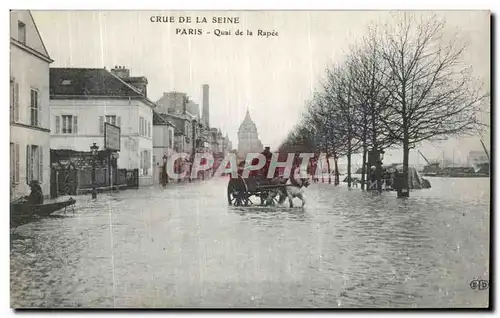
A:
[265,177,310,208]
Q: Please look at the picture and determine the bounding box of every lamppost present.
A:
[90,143,99,199]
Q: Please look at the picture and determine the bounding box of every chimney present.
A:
[110,65,130,79]
[183,96,187,115]
[202,84,210,127]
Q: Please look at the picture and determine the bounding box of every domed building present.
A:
[238,109,263,157]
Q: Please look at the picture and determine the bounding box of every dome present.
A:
[238,109,258,133]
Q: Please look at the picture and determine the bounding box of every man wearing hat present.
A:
[25,180,44,205]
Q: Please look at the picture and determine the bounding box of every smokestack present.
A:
[202,84,209,127]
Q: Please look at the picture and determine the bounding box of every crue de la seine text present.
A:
[149,15,279,38]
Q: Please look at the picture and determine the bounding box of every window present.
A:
[10,143,20,184]
[10,80,19,122]
[140,149,151,176]
[18,21,26,44]
[30,89,39,127]
[139,117,149,137]
[63,115,77,134]
[106,115,117,126]
[26,145,43,184]
[100,115,120,134]
[168,129,173,149]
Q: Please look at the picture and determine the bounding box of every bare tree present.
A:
[310,92,349,185]
[347,28,399,190]
[323,64,364,188]
[375,13,486,195]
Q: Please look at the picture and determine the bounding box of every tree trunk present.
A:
[347,152,352,188]
[326,154,332,184]
[402,139,410,197]
[361,147,367,190]
[334,158,340,185]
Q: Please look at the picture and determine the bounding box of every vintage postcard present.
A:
[9,10,490,309]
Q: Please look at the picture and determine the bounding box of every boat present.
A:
[10,197,76,228]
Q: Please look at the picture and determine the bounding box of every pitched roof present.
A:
[28,11,51,59]
[156,112,187,135]
[10,11,52,62]
[50,67,146,98]
[153,112,174,126]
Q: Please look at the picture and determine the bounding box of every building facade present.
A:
[202,84,210,127]
[10,10,53,199]
[49,67,155,186]
[152,112,176,165]
[238,109,263,157]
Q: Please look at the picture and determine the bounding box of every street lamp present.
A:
[90,143,99,199]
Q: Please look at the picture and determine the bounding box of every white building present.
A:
[49,66,155,186]
[10,10,53,199]
[152,112,175,164]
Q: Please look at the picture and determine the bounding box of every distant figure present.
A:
[26,180,44,205]
[161,161,168,187]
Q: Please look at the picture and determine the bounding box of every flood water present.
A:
[10,177,490,308]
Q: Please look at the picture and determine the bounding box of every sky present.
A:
[32,10,490,166]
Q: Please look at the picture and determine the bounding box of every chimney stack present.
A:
[110,65,130,79]
[202,84,210,127]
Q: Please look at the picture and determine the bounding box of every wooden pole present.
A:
[480,139,490,163]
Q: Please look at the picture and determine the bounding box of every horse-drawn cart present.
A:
[227,174,288,206]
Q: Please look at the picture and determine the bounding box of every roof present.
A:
[156,112,188,135]
[10,11,53,62]
[153,112,174,126]
[49,68,156,107]
[28,11,51,60]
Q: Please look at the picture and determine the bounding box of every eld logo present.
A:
[470,279,489,290]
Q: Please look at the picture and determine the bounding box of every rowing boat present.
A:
[10,198,76,228]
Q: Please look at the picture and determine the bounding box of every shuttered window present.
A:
[74,116,78,134]
[55,116,60,133]
[30,89,39,127]
[10,80,19,123]
[10,143,14,184]
[61,115,76,134]
[15,143,19,183]
[39,146,43,182]
[26,145,41,184]
[14,83,19,122]
[99,116,104,135]
[10,80,14,122]
[26,145,32,184]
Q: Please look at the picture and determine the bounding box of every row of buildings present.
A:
[10,10,233,199]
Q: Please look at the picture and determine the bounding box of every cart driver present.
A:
[260,147,272,179]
